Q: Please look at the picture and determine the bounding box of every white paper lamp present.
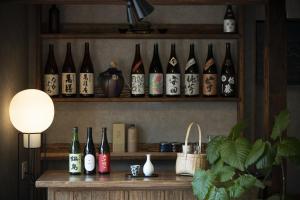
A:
[9,89,54,148]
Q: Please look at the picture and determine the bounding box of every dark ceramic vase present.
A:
[98,62,124,97]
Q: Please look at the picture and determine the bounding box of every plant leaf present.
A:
[256,142,275,169]
[220,138,251,171]
[213,166,235,182]
[228,174,257,199]
[277,137,300,158]
[228,121,247,140]
[192,169,215,200]
[207,186,229,200]
[255,179,265,189]
[245,139,266,168]
[271,110,290,140]
[207,136,227,164]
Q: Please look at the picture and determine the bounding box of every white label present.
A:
[224,19,236,32]
[44,74,59,96]
[80,73,94,95]
[149,73,163,95]
[185,58,196,71]
[131,74,144,95]
[166,74,181,95]
[185,74,199,96]
[169,57,178,66]
[62,73,76,95]
[84,154,95,171]
[69,153,81,173]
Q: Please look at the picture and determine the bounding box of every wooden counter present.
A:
[36,170,197,200]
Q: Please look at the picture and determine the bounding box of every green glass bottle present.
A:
[69,127,81,175]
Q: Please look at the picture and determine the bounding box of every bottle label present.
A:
[204,58,215,71]
[203,74,217,96]
[221,74,235,95]
[169,57,178,66]
[44,74,59,96]
[224,19,236,33]
[166,74,181,95]
[149,73,163,95]
[185,74,199,96]
[69,153,81,173]
[185,58,196,71]
[131,74,144,95]
[98,154,110,173]
[62,73,76,95]
[80,73,94,95]
[84,154,95,171]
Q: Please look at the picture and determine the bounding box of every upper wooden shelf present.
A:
[15,0,266,5]
[52,96,239,103]
[41,23,241,40]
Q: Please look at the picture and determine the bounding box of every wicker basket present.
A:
[176,122,208,176]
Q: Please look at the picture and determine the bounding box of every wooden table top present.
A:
[35,170,193,189]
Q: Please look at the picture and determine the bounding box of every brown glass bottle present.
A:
[221,43,236,97]
[166,44,181,97]
[202,44,218,97]
[149,43,163,97]
[83,127,96,175]
[62,43,77,97]
[80,43,94,97]
[184,44,200,97]
[131,44,145,97]
[98,128,110,174]
[44,44,59,97]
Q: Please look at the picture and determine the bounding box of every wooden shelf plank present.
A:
[40,23,240,40]
[15,0,266,5]
[51,96,239,103]
[41,152,177,161]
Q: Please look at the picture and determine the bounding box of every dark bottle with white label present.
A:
[221,43,235,97]
[83,127,96,175]
[149,43,163,97]
[44,44,59,97]
[69,127,81,175]
[131,44,145,97]
[62,43,77,97]
[224,5,236,33]
[184,44,199,97]
[98,127,110,174]
[203,44,218,97]
[49,5,60,33]
[80,43,94,97]
[166,44,181,97]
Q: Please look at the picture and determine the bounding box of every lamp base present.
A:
[23,134,41,148]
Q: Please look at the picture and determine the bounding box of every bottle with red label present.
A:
[98,127,110,174]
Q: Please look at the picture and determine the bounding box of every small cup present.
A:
[130,165,141,177]
[182,144,192,154]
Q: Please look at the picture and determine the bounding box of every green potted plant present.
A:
[192,110,300,200]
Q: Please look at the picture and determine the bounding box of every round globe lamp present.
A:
[9,89,54,148]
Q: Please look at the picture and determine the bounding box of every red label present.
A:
[98,154,110,173]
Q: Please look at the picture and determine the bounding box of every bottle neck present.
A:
[72,128,79,141]
[170,44,176,58]
[188,44,195,59]
[87,129,93,143]
[225,43,231,59]
[153,44,158,57]
[48,45,55,60]
[66,43,72,57]
[134,44,141,61]
[207,45,213,59]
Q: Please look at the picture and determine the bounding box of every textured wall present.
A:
[0,4,28,200]
[40,5,238,145]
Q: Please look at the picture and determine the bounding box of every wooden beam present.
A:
[263,0,287,194]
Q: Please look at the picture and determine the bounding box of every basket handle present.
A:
[184,122,202,154]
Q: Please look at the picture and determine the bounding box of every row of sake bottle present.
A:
[44,42,236,97]
[69,127,110,175]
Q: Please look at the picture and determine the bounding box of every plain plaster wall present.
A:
[0,3,28,200]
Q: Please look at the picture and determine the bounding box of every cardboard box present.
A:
[112,123,126,152]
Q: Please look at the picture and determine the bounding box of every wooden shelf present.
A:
[41,152,177,161]
[17,0,266,5]
[41,23,241,40]
[52,96,239,103]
